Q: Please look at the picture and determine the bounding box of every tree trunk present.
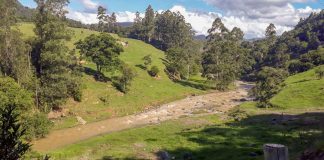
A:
[264,144,289,160]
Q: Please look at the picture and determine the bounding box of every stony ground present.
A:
[33,81,254,152]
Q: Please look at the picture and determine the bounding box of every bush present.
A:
[315,66,324,79]
[99,94,110,104]
[288,60,314,74]
[300,48,324,66]
[252,67,288,108]
[114,64,136,93]
[149,66,160,77]
[142,55,152,69]
[23,113,53,140]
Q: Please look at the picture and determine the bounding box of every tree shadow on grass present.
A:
[83,67,111,82]
[155,112,324,160]
[174,79,214,91]
[135,64,147,70]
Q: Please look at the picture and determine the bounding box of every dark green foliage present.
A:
[0,104,31,160]
[288,60,314,74]
[97,6,119,33]
[31,0,83,111]
[114,64,136,93]
[165,40,202,80]
[202,18,250,90]
[0,0,33,86]
[97,6,107,32]
[149,66,160,77]
[154,10,194,50]
[315,66,324,79]
[252,67,288,108]
[142,54,152,69]
[300,48,324,66]
[0,77,33,111]
[0,77,52,141]
[142,5,155,43]
[23,113,53,140]
[129,12,144,40]
[76,33,124,74]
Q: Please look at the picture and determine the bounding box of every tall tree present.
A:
[97,6,107,32]
[130,11,143,40]
[202,18,248,90]
[265,23,277,38]
[142,5,155,43]
[110,12,118,33]
[154,10,194,50]
[32,0,82,111]
[0,0,33,85]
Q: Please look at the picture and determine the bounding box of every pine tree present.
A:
[32,0,82,111]
[0,104,30,160]
[142,5,155,43]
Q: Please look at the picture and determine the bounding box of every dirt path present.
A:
[32,81,254,152]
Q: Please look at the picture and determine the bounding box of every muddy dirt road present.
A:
[33,81,253,152]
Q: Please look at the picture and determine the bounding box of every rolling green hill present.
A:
[241,66,324,113]
[271,65,324,109]
[37,67,324,160]
[17,23,206,129]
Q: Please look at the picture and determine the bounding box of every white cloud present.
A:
[79,0,99,11]
[67,0,321,38]
[202,0,321,38]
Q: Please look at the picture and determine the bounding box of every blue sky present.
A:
[19,0,324,38]
[19,0,323,12]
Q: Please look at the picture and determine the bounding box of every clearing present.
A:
[32,81,253,152]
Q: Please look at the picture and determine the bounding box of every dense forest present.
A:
[0,0,323,159]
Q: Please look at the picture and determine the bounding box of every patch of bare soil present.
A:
[32,81,253,152]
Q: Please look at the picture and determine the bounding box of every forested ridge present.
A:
[0,0,323,159]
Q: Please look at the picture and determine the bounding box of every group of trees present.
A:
[97,6,119,33]
[202,18,252,89]
[246,11,324,107]
[129,6,201,80]
[0,0,84,157]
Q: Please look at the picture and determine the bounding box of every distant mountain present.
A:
[194,34,206,40]
[16,1,35,22]
[118,22,133,27]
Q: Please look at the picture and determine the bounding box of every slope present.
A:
[17,23,206,129]
[271,65,324,109]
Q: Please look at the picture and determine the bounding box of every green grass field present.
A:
[17,23,207,129]
[27,66,323,160]
[271,65,324,110]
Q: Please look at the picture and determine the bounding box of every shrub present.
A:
[142,54,152,69]
[288,60,314,74]
[315,66,324,79]
[99,94,110,104]
[114,64,136,93]
[252,67,288,108]
[149,66,160,77]
[23,113,53,140]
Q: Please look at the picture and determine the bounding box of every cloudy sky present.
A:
[19,0,323,38]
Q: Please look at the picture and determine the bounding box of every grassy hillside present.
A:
[18,23,206,129]
[271,65,324,109]
[41,67,324,160]
[241,66,324,113]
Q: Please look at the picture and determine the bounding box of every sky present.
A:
[19,0,324,38]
